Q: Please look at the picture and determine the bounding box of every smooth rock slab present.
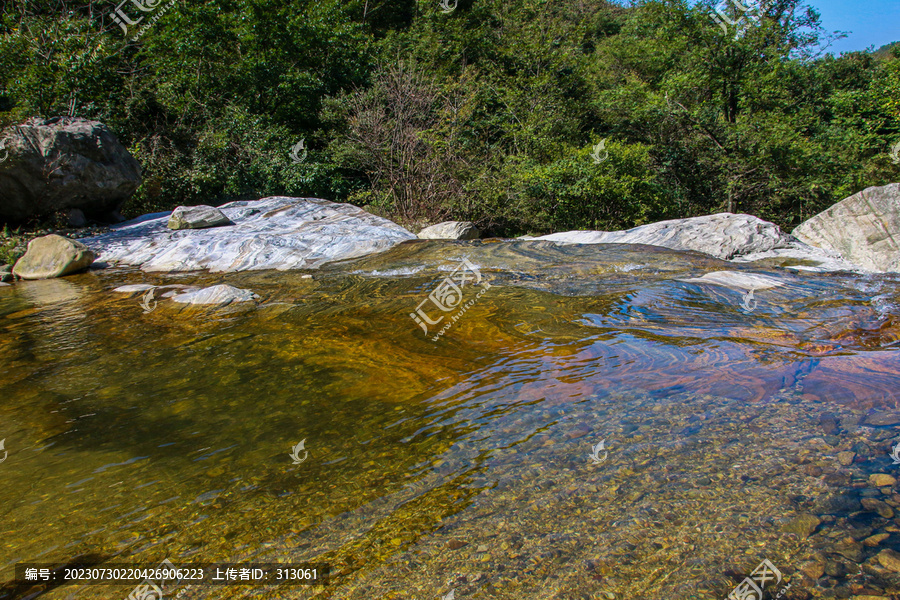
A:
[12,234,95,280]
[418,221,480,240]
[524,213,794,260]
[678,271,785,290]
[170,284,259,306]
[793,184,900,272]
[82,197,416,273]
[168,205,232,230]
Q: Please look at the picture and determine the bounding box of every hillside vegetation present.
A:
[1,0,898,235]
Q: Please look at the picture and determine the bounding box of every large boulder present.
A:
[793,184,900,272]
[0,117,141,223]
[82,197,417,273]
[525,213,793,260]
[12,234,95,280]
[523,212,861,272]
[168,205,232,230]
[418,221,480,240]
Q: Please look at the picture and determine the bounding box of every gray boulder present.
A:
[793,183,900,272]
[418,221,480,240]
[0,117,141,223]
[12,234,95,280]
[526,213,793,259]
[524,212,862,272]
[168,205,232,230]
[82,197,416,273]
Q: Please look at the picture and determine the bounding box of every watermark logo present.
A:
[590,139,609,164]
[439,0,457,14]
[727,559,790,600]
[110,0,179,41]
[0,140,8,163]
[140,288,158,314]
[290,439,308,464]
[0,439,7,464]
[740,289,757,313]
[891,140,900,165]
[588,440,608,464]
[126,582,162,600]
[712,0,766,39]
[290,140,307,164]
[890,441,900,465]
[126,559,177,600]
[410,258,492,341]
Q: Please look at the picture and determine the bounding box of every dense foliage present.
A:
[1,0,897,234]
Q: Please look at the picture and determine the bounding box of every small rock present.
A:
[876,548,900,573]
[865,412,900,427]
[170,284,259,306]
[869,474,897,488]
[0,282,10,287]
[447,540,467,550]
[167,205,232,230]
[476,544,488,553]
[113,284,157,293]
[66,208,87,228]
[861,498,894,518]
[819,412,840,435]
[800,560,825,580]
[834,539,864,562]
[837,451,856,466]
[418,221,480,240]
[851,595,890,600]
[12,234,95,280]
[863,533,890,547]
[781,513,821,538]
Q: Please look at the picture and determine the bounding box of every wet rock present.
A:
[447,540,467,550]
[782,513,821,538]
[677,270,784,291]
[861,498,894,519]
[837,452,856,467]
[0,116,141,223]
[864,412,900,427]
[12,234,95,279]
[869,474,897,488]
[876,549,900,573]
[863,533,890,547]
[793,183,900,273]
[0,264,11,282]
[825,558,851,577]
[167,205,232,230]
[113,284,157,294]
[800,560,825,580]
[418,221,480,240]
[819,412,841,435]
[170,284,259,306]
[834,539,865,562]
[82,197,416,273]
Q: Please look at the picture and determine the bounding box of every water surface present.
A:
[2,240,900,599]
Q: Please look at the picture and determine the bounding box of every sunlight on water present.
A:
[2,240,900,599]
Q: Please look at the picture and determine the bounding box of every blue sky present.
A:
[810,0,900,54]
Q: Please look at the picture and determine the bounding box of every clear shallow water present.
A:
[2,240,900,599]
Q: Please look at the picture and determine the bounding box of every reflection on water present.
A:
[2,240,900,599]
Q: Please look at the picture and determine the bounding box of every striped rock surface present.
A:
[82,197,416,273]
